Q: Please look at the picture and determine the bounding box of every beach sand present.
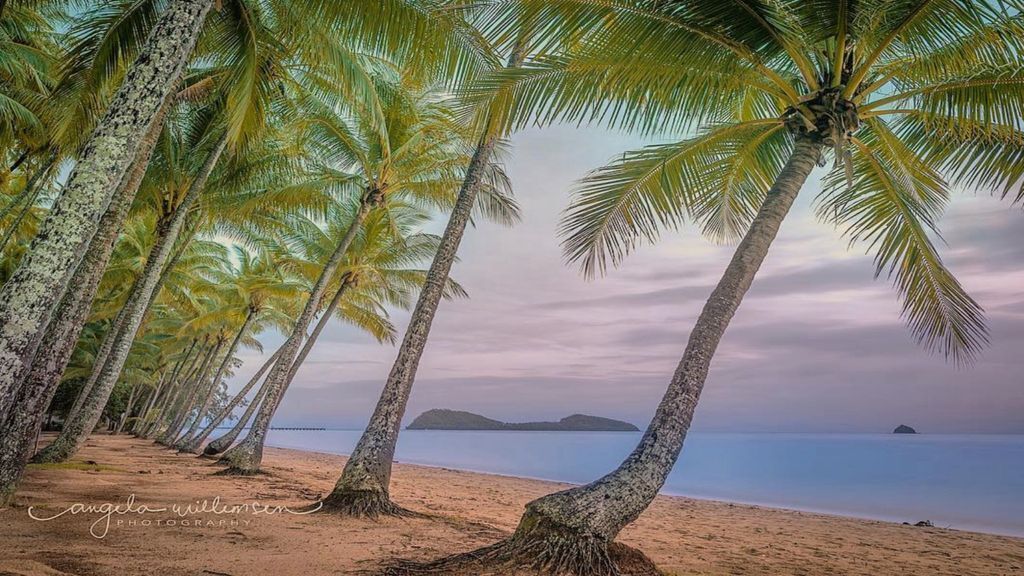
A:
[1,434,1021,575]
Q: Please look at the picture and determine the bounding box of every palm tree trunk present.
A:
[177,310,256,451]
[323,133,502,516]
[64,298,133,424]
[219,199,374,473]
[170,337,225,446]
[26,94,173,425]
[192,345,283,454]
[0,0,215,421]
[142,341,197,438]
[30,135,227,465]
[131,373,165,435]
[160,341,219,444]
[153,342,210,442]
[206,281,350,458]
[207,374,271,457]
[440,135,823,575]
[113,384,140,435]
[0,103,172,504]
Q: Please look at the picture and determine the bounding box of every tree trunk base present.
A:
[319,489,422,519]
[29,440,73,464]
[383,508,660,576]
[215,443,262,475]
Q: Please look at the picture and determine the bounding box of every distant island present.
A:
[408,409,639,432]
[893,424,918,434]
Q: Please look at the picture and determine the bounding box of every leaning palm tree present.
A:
[0,0,496,505]
[173,247,301,452]
[400,1,1022,574]
[215,203,466,460]
[217,76,516,474]
[0,0,216,431]
[323,39,523,515]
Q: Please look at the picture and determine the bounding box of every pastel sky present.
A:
[232,125,1024,434]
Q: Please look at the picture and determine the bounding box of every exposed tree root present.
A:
[210,466,264,477]
[382,509,660,576]
[319,489,425,519]
[382,538,659,576]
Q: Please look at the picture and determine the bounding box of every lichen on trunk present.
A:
[0,0,215,421]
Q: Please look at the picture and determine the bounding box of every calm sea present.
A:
[265,430,1024,537]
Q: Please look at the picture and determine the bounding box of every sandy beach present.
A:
[0,434,1021,576]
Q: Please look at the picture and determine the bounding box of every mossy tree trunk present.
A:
[0,101,171,505]
[31,135,228,464]
[0,0,215,426]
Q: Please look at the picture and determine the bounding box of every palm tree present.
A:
[323,43,524,515]
[401,1,1021,573]
[31,113,230,464]
[216,76,507,474]
[215,203,467,461]
[0,0,494,504]
[174,246,300,452]
[0,0,58,155]
[0,1,216,437]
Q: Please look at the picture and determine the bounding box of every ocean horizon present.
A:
[265,429,1024,538]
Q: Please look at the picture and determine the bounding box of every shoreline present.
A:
[263,433,1024,539]
[2,434,1022,575]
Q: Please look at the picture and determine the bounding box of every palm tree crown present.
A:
[470,0,1024,364]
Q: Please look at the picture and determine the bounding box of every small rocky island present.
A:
[893,424,918,434]
[408,409,639,431]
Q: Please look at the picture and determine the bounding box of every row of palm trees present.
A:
[2,1,1022,574]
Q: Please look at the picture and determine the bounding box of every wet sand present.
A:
[1,434,1021,575]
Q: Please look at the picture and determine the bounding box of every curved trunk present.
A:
[477,135,823,574]
[177,312,255,451]
[31,136,227,464]
[172,338,226,447]
[288,282,351,383]
[138,344,194,438]
[64,296,133,424]
[191,345,282,453]
[219,202,371,473]
[0,104,171,504]
[154,344,211,442]
[204,372,271,457]
[210,282,348,458]
[0,0,215,419]
[324,135,499,514]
